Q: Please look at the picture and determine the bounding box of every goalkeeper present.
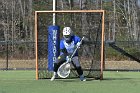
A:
[51,27,86,81]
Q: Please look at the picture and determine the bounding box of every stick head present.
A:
[57,62,71,78]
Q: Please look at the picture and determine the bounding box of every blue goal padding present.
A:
[48,25,60,71]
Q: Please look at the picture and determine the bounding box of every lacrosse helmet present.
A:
[63,27,73,43]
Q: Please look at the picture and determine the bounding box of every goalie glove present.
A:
[66,56,71,62]
[76,42,81,48]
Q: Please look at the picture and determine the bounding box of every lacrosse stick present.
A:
[57,37,84,78]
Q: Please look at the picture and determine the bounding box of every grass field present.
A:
[0,70,140,93]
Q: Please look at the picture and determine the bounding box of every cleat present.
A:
[50,75,56,81]
[82,78,86,81]
[80,75,86,81]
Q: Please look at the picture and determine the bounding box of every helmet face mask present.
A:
[64,35,71,39]
[63,35,71,43]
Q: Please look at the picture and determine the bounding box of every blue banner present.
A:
[48,26,60,71]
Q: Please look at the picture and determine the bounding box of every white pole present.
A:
[53,0,56,25]
[113,0,116,41]
[137,0,140,8]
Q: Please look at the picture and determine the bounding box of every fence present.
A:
[0,41,140,71]
[105,41,140,71]
[0,41,35,70]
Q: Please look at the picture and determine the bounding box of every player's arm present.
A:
[60,41,69,56]
[60,44,72,62]
[60,48,68,55]
[76,36,90,45]
[75,36,87,46]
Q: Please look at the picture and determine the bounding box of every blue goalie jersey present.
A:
[60,35,81,56]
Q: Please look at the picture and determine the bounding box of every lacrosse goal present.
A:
[35,10,105,80]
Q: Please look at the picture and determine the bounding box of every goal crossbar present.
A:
[35,10,105,13]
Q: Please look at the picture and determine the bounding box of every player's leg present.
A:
[50,54,66,81]
[72,56,86,81]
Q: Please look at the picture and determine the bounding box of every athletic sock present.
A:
[54,63,59,72]
[76,66,83,76]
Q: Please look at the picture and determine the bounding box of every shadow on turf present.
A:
[103,78,133,81]
[45,77,133,81]
[58,78,96,82]
[45,78,133,81]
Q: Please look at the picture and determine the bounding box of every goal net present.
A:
[35,10,105,80]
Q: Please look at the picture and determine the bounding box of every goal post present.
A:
[35,10,105,80]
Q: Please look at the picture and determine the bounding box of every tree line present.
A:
[0,0,139,60]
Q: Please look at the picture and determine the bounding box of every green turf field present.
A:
[0,70,140,93]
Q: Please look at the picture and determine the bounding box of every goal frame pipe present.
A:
[35,10,105,80]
